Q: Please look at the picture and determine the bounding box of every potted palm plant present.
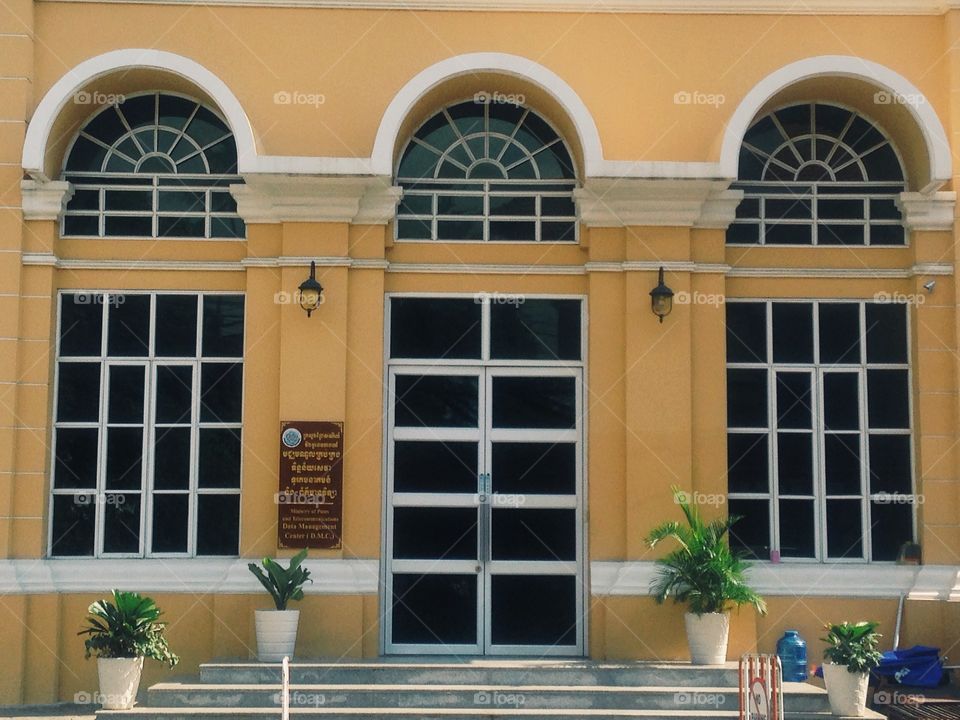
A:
[248,548,312,661]
[821,621,883,717]
[78,590,179,710]
[646,486,766,664]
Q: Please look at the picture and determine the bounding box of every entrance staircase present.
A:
[96,658,884,719]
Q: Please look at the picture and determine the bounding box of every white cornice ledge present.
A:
[21,179,73,221]
[897,192,956,231]
[231,175,401,225]
[574,178,734,228]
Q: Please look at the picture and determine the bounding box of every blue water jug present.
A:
[777,630,808,682]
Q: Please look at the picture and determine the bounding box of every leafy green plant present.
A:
[78,590,179,667]
[646,486,767,616]
[822,621,883,673]
[248,548,312,610]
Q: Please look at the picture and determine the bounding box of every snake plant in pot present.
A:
[248,548,312,661]
[78,590,179,710]
[821,621,883,717]
[646,486,767,664]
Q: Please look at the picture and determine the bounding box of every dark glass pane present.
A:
[491,509,575,561]
[727,223,759,244]
[198,428,241,488]
[196,494,240,555]
[150,494,189,553]
[210,216,245,238]
[865,304,908,364]
[156,295,198,357]
[200,363,243,422]
[394,441,477,493]
[492,376,576,429]
[825,434,862,495]
[870,224,905,246]
[399,194,432,215]
[392,507,477,559]
[727,433,769,494]
[154,427,191,490]
[728,499,770,559]
[158,190,205,213]
[818,224,865,246]
[50,495,95,556]
[65,135,108,172]
[776,372,812,429]
[103,493,141,554]
[108,365,145,423]
[490,221,535,241]
[156,365,193,423]
[56,363,101,422]
[105,215,152,237]
[159,216,206,238]
[777,432,813,495]
[490,299,581,361]
[202,295,244,357]
[437,220,483,241]
[390,299,481,360]
[764,224,812,245]
[819,303,861,364]
[158,94,195,131]
[105,190,152,212]
[107,295,151,356]
[727,369,767,428]
[394,375,478,428]
[867,370,910,429]
[819,199,864,220]
[541,196,575,216]
[736,198,761,220]
[392,573,477,645]
[726,302,767,363]
[772,303,813,363]
[871,502,914,561]
[68,189,99,210]
[106,427,143,490]
[437,195,483,215]
[491,575,576,646]
[827,499,863,559]
[492,442,576,495]
[54,428,98,489]
[823,373,860,431]
[396,218,433,240]
[209,191,237,213]
[871,199,901,221]
[779,499,815,558]
[63,215,100,236]
[60,295,103,356]
[868,434,912,495]
[766,199,811,220]
[540,221,576,241]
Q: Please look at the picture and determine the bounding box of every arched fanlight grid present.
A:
[61,92,244,239]
[727,102,906,246]
[395,100,577,242]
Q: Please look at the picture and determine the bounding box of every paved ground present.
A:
[0,704,95,719]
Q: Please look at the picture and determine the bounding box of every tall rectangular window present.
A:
[726,300,914,562]
[51,292,243,557]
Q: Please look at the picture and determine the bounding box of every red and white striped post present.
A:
[740,654,784,720]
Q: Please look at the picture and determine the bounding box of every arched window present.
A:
[61,92,244,239]
[395,100,577,242]
[727,102,906,246]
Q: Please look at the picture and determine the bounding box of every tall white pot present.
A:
[822,662,870,717]
[684,612,730,665]
[97,656,143,710]
[255,609,300,662]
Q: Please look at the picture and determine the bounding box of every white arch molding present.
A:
[22,49,258,178]
[721,55,952,188]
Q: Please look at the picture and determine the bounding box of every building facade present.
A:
[2,0,960,704]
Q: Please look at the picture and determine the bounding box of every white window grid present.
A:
[726,299,915,563]
[50,291,243,558]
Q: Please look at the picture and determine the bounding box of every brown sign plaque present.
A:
[277,421,344,549]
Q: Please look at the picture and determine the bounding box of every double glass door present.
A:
[384,365,584,656]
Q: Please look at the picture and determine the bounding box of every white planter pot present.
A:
[822,662,870,717]
[684,612,730,665]
[96,656,143,710]
[255,609,300,662]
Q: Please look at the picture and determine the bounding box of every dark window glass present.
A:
[540,221,576,241]
[396,218,432,240]
[727,222,759,244]
[867,370,910,428]
[54,428,98,489]
[394,375,478,428]
[151,494,189,553]
[865,304,908,364]
[827,499,863,559]
[200,363,243,422]
[196,495,240,555]
[871,502,914,561]
[103,494,141,554]
[156,366,193,423]
[823,373,860,430]
[819,304,861,364]
[108,366,145,423]
[776,372,812,429]
[824,434,862,495]
[818,224,865,245]
[764,224,812,245]
[390,299,481,360]
[63,215,100,236]
[105,427,143,489]
[155,296,198,357]
[490,299,581,361]
[777,432,813,495]
[491,575,576,646]
[870,224,905,245]
[154,427,191,490]
[202,295,244,357]
[394,441,477,493]
[158,216,206,238]
[392,574,477,645]
[779,499,815,558]
[108,295,151,356]
[491,509,576,561]
[868,434,912,495]
[105,190,151,211]
[728,499,769,559]
[438,220,483,240]
[492,376,576,429]
[726,303,767,363]
[393,507,477,560]
[105,215,152,237]
[727,370,767,428]
[56,363,101,422]
[60,295,103,356]
[727,434,768,494]
[51,495,96,556]
[198,429,241,488]
[491,442,576,495]
[772,303,813,363]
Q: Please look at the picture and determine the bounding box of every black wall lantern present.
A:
[649,266,674,323]
[298,261,324,317]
